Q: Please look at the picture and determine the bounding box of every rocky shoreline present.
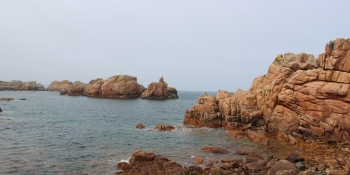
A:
[115,140,350,175]
[115,38,350,174]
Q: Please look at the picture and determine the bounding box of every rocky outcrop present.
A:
[84,75,145,98]
[184,38,350,144]
[47,80,72,92]
[0,80,45,91]
[60,81,87,96]
[141,77,179,100]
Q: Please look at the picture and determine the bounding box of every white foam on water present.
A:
[117,157,131,164]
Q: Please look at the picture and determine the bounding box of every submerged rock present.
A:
[141,76,179,100]
[154,124,175,131]
[201,146,231,154]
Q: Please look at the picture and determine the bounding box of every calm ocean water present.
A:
[0,91,270,175]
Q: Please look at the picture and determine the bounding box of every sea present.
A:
[0,91,276,175]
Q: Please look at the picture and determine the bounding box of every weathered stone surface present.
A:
[0,80,45,91]
[59,81,87,96]
[98,75,145,99]
[141,77,178,100]
[183,38,350,144]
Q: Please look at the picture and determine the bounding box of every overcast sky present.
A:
[1,1,349,91]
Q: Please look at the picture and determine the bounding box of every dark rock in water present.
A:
[0,107,2,112]
[19,98,26,100]
[136,123,145,129]
[201,146,231,154]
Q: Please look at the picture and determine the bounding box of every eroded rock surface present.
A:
[84,75,145,98]
[184,38,350,144]
[141,77,179,100]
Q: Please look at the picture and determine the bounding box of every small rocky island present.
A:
[0,80,45,91]
[47,75,178,100]
[141,77,178,100]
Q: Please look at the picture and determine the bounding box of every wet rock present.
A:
[154,125,175,131]
[193,155,203,164]
[286,154,305,163]
[117,162,131,170]
[204,160,213,167]
[228,130,245,139]
[201,146,231,154]
[136,123,145,129]
[236,149,255,155]
[19,98,26,100]
[246,130,269,146]
[129,150,155,163]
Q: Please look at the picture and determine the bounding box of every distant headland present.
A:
[0,80,45,91]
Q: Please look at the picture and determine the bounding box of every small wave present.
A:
[117,157,131,164]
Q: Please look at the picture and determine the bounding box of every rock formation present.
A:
[0,80,45,91]
[184,38,350,144]
[141,77,179,100]
[47,80,72,92]
[60,81,87,96]
[48,75,146,98]
[84,75,145,98]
